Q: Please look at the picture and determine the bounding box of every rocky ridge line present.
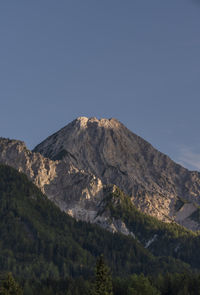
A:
[0,137,132,235]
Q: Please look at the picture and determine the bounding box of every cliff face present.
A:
[1,117,200,232]
[0,138,106,225]
[0,137,131,234]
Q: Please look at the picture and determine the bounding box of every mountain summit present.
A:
[1,117,200,232]
[34,116,123,164]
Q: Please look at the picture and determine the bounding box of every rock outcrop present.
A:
[0,138,107,229]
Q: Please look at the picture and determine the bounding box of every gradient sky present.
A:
[0,0,200,170]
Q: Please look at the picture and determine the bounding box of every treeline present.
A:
[2,270,200,295]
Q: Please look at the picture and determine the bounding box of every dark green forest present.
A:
[1,164,200,294]
[100,187,200,268]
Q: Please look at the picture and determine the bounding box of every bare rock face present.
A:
[0,138,110,230]
[0,137,133,235]
[33,117,200,229]
[1,117,200,233]
[0,138,57,189]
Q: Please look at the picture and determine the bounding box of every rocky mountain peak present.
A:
[33,116,126,164]
[1,118,200,232]
[32,117,200,229]
[74,116,121,129]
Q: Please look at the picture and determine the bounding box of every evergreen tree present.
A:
[93,255,113,295]
[0,272,23,295]
[127,274,160,295]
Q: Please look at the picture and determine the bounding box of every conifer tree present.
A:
[0,272,23,295]
[93,255,113,295]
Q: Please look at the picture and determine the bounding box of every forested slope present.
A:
[1,164,200,294]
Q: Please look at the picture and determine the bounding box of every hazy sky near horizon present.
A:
[0,1,200,171]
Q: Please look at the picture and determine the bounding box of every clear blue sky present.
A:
[0,0,200,170]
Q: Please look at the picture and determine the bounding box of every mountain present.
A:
[2,118,200,294]
[33,117,200,230]
[1,117,200,233]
